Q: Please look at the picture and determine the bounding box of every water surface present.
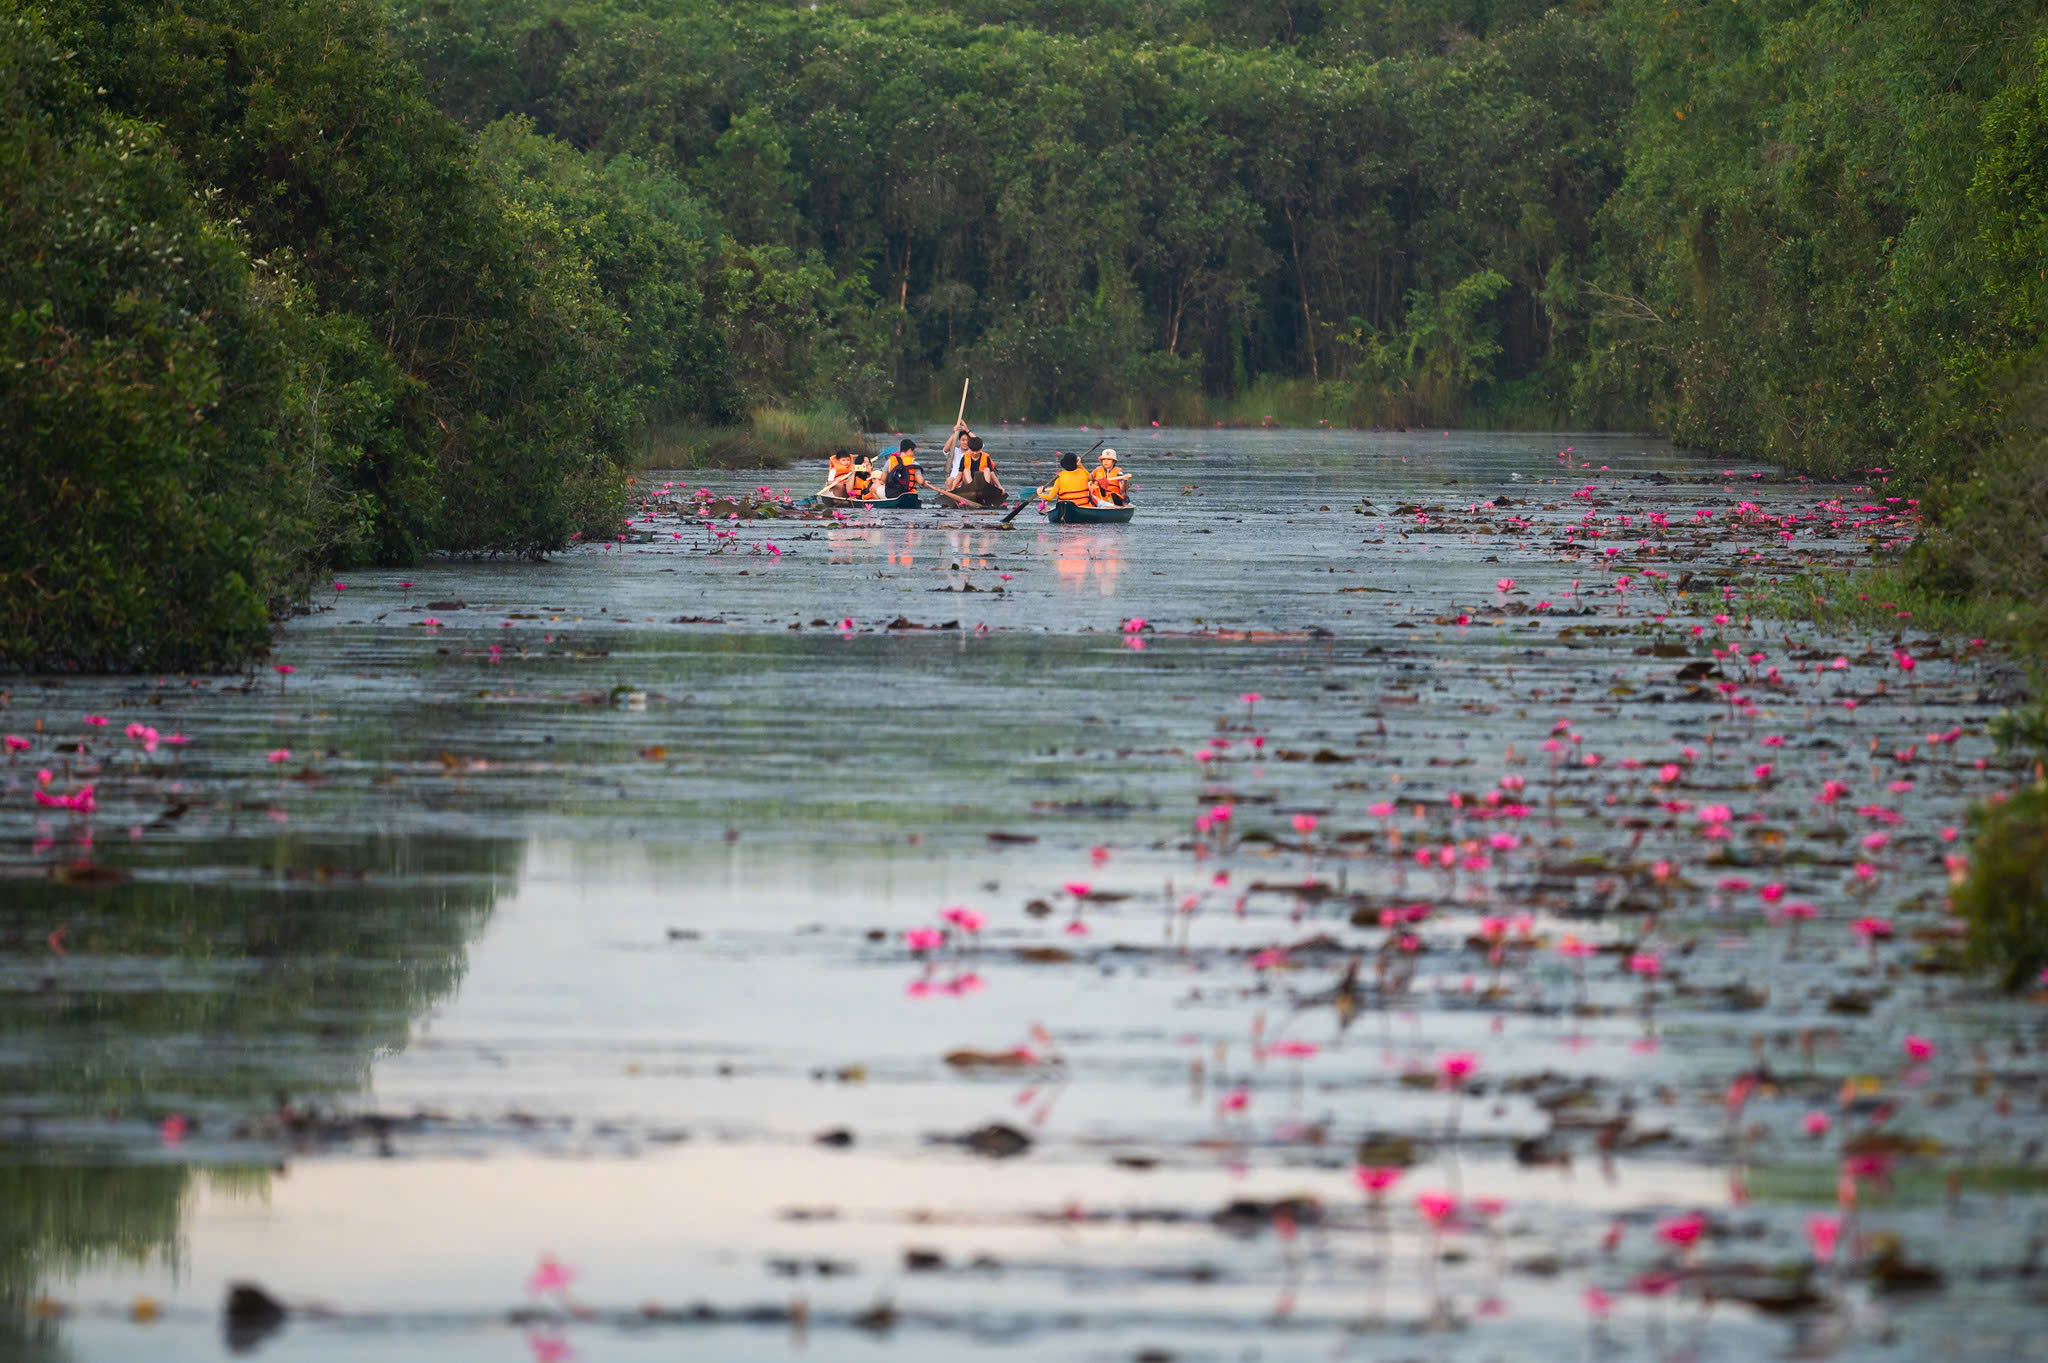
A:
[5,428,2040,1362]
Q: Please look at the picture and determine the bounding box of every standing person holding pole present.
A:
[941,378,972,481]
[937,375,1005,507]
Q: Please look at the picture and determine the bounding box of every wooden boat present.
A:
[809,492,921,510]
[935,492,1009,511]
[1045,501,1134,524]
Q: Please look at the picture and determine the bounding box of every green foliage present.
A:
[30,0,669,565]
[391,0,1631,424]
[1906,352,2048,647]
[1955,782,2048,992]
[0,14,335,669]
[5,0,738,670]
[1586,0,2046,473]
[473,118,737,423]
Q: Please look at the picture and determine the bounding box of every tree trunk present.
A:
[1283,202,1318,381]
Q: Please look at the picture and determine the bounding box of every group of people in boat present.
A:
[819,421,1130,509]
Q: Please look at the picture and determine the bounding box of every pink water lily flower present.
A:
[1806,1213,1840,1262]
[1438,1052,1479,1085]
[527,1255,577,1297]
[1656,1211,1706,1248]
[1354,1166,1403,1195]
[1415,1192,1457,1226]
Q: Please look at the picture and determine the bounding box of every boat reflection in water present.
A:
[1046,528,1123,596]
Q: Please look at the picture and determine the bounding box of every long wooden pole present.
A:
[946,376,971,484]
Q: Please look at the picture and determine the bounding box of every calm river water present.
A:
[4,428,2043,1362]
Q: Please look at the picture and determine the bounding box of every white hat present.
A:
[1098,448,1117,462]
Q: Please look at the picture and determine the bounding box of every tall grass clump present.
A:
[636,404,862,471]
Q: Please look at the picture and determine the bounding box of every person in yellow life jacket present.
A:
[845,456,879,501]
[883,439,933,499]
[1038,451,1096,506]
[822,448,855,499]
[1090,448,1129,505]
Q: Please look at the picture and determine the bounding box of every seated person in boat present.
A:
[1038,451,1097,507]
[942,425,1007,506]
[845,455,880,500]
[1090,448,1130,505]
[822,447,856,498]
[883,439,933,499]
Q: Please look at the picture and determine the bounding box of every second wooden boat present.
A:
[810,492,921,509]
[1045,501,1135,524]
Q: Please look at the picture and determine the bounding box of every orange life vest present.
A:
[1047,467,1095,505]
[829,453,853,478]
[885,452,921,497]
[847,470,876,499]
[960,450,993,483]
[1091,466,1127,500]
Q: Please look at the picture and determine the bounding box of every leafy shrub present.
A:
[0,16,317,669]
[40,0,636,561]
[1955,783,2048,992]
[1909,350,2048,648]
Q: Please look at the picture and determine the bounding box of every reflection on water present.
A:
[0,835,519,1328]
[1046,528,1123,595]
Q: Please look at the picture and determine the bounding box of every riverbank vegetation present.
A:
[4,0,2045,669]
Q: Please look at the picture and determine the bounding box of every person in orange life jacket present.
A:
[883,439,932,498]
[845,455,879,501]
[942,424,1006,507]
[1090,448,1129,505]
[822,447,855,498]
[1038,451,1097,506]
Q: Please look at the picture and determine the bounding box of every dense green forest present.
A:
[3,0,2044,668]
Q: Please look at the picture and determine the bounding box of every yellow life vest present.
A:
[1047,467,1095,505]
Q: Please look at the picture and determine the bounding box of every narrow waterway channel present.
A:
[4,428,2041,1363]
